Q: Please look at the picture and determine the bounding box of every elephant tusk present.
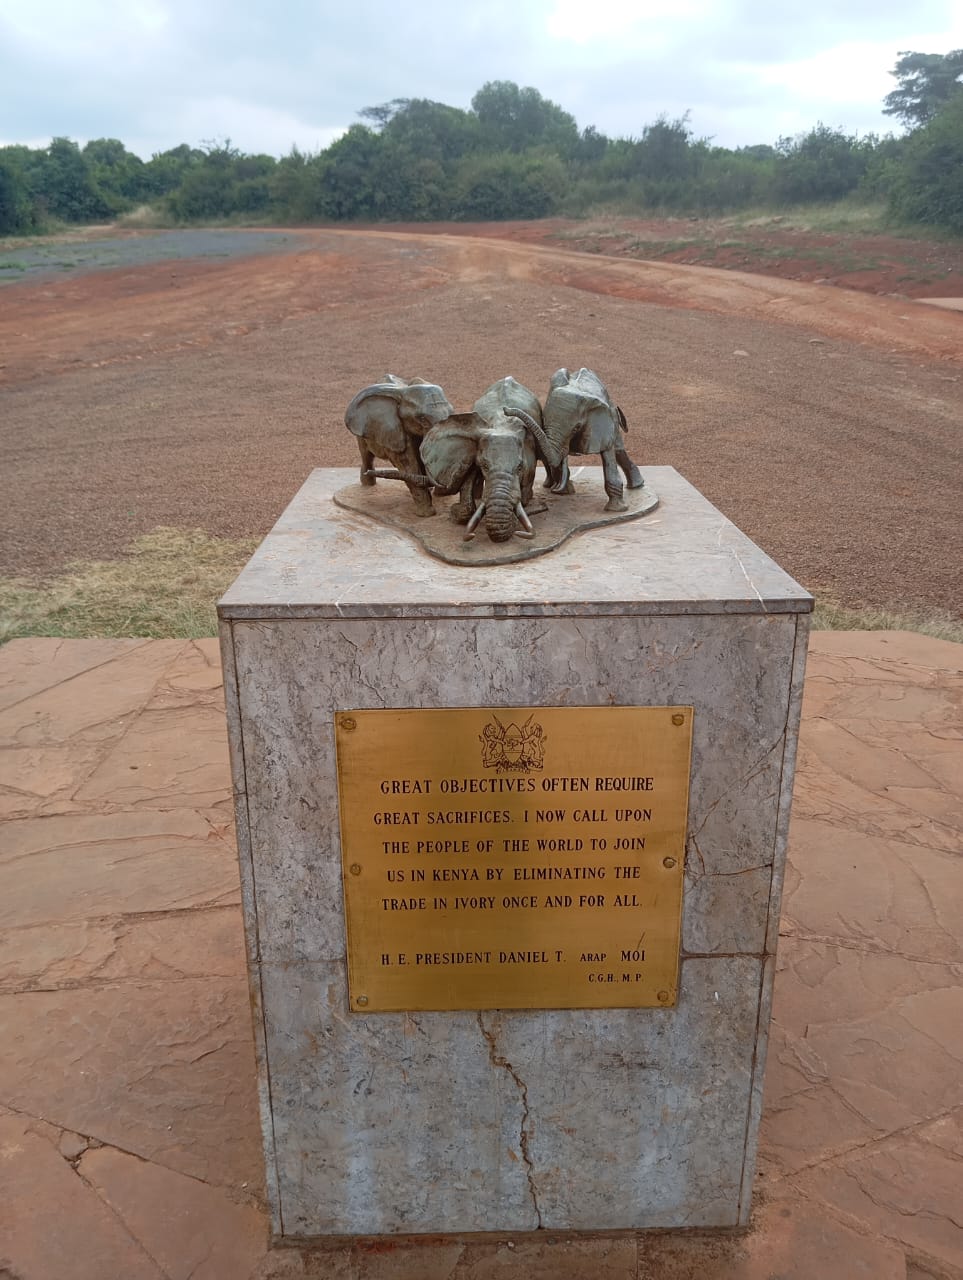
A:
[514,528,535,538]
[463,501,486,541]
[515,502,534,533]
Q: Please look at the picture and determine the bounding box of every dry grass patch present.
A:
[812,595,963,643]
[0,528,259,643]
[2,529,960,645]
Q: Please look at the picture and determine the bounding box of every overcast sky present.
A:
[2,0,960,157]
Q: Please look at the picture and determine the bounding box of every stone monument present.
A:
[219,437,811,1236]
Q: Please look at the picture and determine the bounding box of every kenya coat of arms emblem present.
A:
[479,713,546,773]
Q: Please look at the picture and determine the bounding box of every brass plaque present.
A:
[335,706,692,1012]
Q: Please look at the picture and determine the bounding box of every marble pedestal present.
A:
[218,466,812,1238]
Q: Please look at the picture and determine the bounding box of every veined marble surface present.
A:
[219,467,810,1236]
[218,467,813,619]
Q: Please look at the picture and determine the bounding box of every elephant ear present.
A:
[544,384,588,449]
[421,414,482,490]
[344,384,406,451]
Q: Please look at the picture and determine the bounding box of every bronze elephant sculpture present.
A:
[344,374,454,516]
[506,367,643,512]
[391,376,546,543]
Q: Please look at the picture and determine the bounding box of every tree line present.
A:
[1,52,960,236]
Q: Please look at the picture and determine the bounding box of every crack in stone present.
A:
[0,1099,252,1196]
[0,903,240,933]
[730,546,768,611]
[794,803,958,855]
[70,1154,175,1279]
[779,927,962,967]
[772,1105,962,1181]
[476,1013,542,1229]
[0,640,159,716]
[692,735,783,842]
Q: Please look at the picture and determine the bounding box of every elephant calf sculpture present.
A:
[391,376,545,543]
[344,374,454,516]
[506,367,643,512]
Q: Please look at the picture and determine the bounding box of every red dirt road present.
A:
[1,225,960,616]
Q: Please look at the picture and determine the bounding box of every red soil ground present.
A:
[1,222,960,616]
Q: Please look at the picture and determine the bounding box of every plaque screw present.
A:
[657,990,671,1003]
[663,856,677,869]
[671,713,684,726]
[356,995,369,1007]
[349,863,362,876]
[340,716,357,731]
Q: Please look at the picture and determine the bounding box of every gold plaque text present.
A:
[335,706,692,1012]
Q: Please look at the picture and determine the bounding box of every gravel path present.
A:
[0,228,305,285]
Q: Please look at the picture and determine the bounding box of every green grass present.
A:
[2,527,960,646]
[0,529,260,643]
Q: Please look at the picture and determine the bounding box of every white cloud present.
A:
[127,97,346,160]
[1,0,960,154]
[546,0,713,45]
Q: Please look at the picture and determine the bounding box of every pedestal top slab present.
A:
[218,467,812,620]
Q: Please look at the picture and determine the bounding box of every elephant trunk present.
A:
[504,407,562,468]
[365,468,432,488]
[484,480,520,543]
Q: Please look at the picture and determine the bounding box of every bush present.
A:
[773,125,872,204]
[0,154,41,233]
[453,151,566,219]
[887,96,963,232]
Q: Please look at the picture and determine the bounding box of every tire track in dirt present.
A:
[334,229,963,365]
[1,229,961,388]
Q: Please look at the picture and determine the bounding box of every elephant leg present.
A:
[359,440,376,486]
[616,447,644,489]
[397,441,435,517]
[601,447,627,512]
[449,473,477,525]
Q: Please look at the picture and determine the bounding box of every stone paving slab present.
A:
[0,633,959,1279]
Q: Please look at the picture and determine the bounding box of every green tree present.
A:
[358,99,410,131]
[693,146,774,212]
[269,146,316,221]
[82,138,147,209]
[312,125,383,219]
[884,50,963,129]
[773,125,872,203]
[33,137,113,221]
[381,99,480,167]
[635,114,697,181]
[888,93,963,230]
[0,149,40,233]
[143,144,205,197]
[453,151,566,219]
[471,81,579,157]
[166,140,244,219]
[574,125,609,165]
[368,99,480,219]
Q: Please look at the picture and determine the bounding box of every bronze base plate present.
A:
[333,475,659,565]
